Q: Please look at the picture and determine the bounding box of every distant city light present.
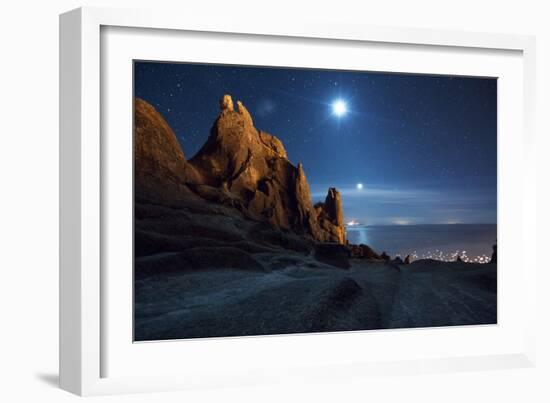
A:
[402,249,491,263]
[393,219,411,226]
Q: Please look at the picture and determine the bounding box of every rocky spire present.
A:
[220,94,234,111]
[315,188,346,244]
[324,188,344,227]
[237,99,254,127]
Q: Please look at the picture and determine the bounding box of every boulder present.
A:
[314,243,351,269]
[348,243,381,260]
[392,256,404,265]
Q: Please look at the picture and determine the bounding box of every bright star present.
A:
[356,183,363,190]
[332,100,347,117]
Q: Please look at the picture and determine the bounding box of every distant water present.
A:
[345,224,496,263]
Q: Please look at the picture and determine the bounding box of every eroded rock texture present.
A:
[134,98,202,205]
[135,95,347,244]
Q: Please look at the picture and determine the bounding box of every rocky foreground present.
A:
[135,198,496,341]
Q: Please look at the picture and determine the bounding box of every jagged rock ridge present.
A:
[134,95,346,244]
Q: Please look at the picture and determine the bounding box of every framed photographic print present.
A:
[132,61,498,342]
[60,7,537,396]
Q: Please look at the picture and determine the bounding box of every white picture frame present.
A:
[59,6,537,396]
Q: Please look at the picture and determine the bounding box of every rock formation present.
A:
[314,188,346,244]
[313,243,351,269]
[134,95,347,244]
[134,98,202,205]
[347,243,381,260]
[392,256,404,265]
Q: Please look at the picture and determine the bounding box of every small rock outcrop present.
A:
[490,244,497,264]
[314,243,351,269]
[392,256,404,265]
[348,243,381,260]
[404,255,411,264]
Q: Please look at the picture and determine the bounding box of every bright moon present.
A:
[332,100,347,117]
[356,183,363,190]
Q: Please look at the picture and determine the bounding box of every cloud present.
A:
[309,183,496,225]
[310,184,435,202]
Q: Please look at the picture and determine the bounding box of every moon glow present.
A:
[332,100,348,117]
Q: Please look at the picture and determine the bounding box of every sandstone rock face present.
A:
[134,98,201,204]
[135,95,347,244]
[313,188,346,244]
[220,94,234,111]
[188,95,346,243]
[348,244,381,260]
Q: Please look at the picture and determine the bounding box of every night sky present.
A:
[134,61,497,225]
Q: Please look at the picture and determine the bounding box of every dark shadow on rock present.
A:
[314,243,350,268]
